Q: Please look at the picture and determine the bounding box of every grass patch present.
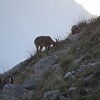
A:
[14,67,33,84]
[32,68,66,100]
[60,54,75,74]
[66,62,80,72]
[60,52,80,75]
[74,92,100,100]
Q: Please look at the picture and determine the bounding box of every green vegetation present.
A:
[60,53,80,75]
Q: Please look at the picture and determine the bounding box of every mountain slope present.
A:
[0,0,93,73]
[0,16,100,100]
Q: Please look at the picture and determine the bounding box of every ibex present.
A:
[34,36,57,56]
[0,76,14,89]
[71,25,80,35]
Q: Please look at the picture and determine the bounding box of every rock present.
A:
[71,75,77,80]
[51,64,61,72]
[71,71,76,75]
[73,53,89,64]
[66,32,82,42]
[76,65,87,73]
[59,95,67,100]
[3,84,32,100]
[34,55,58,76]
[84,74,93,81]
[64,72,73,79]
[22,64,61,91]
[22,75,41,90]
[68,86,77,92]
[67,86,77,97]
[43,90,60,100]
[88,62,99,68]
[66,97,73,100]
[77,62,100,74]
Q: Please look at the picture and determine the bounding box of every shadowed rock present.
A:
[3,84,32,100]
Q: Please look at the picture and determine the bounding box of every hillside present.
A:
[0,0,93,72]
[0,16,100,100]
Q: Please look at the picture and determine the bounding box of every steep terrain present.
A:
[0,0,93,72]
[0,16,100,100]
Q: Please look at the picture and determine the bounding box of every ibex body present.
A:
[34,36,56,56]
[71,25,80,35]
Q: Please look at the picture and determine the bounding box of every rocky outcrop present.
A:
[22,55,59,90]
[64,62,100,80]
[3,84,32,100]
[43,90,60,100]
[64,72,73,79]
[34,55,58,76]
[1,49,99,100]
[22,75,41,90]
[66,32,83,42]
[1,16,100,100]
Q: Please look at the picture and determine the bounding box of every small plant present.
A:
[60,54,74,74]
[14,67,33,84]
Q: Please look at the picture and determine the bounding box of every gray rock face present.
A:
[68,86,77,92]
[22,56,59,90]
[64,72,73,79]
[59,95,67,100]
[3,84,32,100]
[73,54,88,64]
[22,75,41,90]
[43,90,60,100]
[66,32,83,41]
[34,55,58,76]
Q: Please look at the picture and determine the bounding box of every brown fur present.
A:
[0,76,14,89]
[71,25,80,35]
[34,36,56,56]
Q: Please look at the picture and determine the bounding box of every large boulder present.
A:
[22,64,61,90]
[34,55,58,76]
[22,75,41,90]
[66,32,83,42]
[22,56,59,90]
[3,84,32,100]
[64,72,73,79]
[43,90,60,100]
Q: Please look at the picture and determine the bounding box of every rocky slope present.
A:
[0,16,100,100]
